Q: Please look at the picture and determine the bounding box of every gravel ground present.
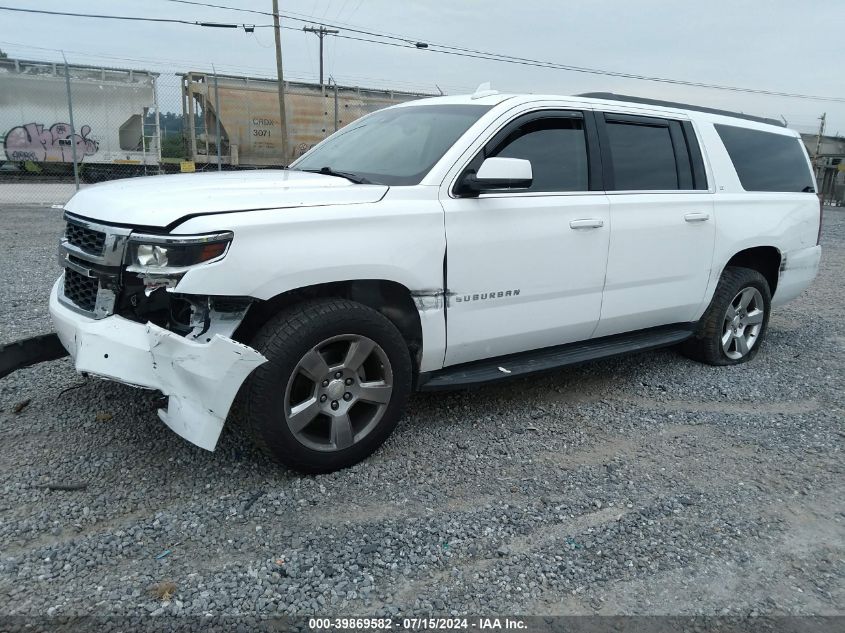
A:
[0,205,842,622]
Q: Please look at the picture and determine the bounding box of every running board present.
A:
[418,325,694,391]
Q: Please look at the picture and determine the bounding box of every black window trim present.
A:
[452,108,603,197]
[682,121,708,190]
[596,112,708,192]
[667,120,692,190]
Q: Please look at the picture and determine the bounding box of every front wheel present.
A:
[243,298,412,473]
[681,266,772,366]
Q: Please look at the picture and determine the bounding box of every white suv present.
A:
[49,90,822,472]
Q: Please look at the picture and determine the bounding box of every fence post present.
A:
[212,64,222,171]
[61,51,80,191]
[329,76,339,132]
[153,76,163,174]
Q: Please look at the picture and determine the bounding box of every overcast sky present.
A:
[1,0,842,134]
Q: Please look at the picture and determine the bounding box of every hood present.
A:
[64,170,389,228]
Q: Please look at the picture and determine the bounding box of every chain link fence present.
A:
[0,56,433,206]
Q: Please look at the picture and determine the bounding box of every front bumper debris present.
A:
[0,333,69,380]
[49,279,267,450]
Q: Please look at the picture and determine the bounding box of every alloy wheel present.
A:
[721,287,765,360]
[283,334,393,452]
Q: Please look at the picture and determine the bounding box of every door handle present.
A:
[569,218,604,229]
[684,212,710,223]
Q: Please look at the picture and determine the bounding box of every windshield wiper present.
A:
[301,166,371,184]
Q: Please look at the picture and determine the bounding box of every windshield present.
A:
[291,104,492,185]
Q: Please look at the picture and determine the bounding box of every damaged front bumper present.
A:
[48,278,267,451]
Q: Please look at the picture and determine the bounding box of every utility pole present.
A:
[61,51,79,191]
[303,25,339,93]
[212,64,221,171]
[272,0,289,164]
[813,113,826,178]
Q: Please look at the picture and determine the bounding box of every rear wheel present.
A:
[681,266,772,366]
[243,298,412,473]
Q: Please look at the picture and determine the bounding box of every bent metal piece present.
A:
[49,279,268,450]
[0,333,69,379]
[58,316,268,451]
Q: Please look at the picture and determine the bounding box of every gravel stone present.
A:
[0,204,842,620]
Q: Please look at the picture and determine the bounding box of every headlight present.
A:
[126,231,233,272]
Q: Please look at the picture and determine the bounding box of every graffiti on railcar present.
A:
[295,142,317,157]
[3,122,99,162]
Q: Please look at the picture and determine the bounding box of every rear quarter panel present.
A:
[694,117,820,314]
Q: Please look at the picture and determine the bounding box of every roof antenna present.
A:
[471,82,498,99]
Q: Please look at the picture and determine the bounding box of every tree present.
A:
[0,49,7,59]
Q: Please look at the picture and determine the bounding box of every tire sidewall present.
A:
[246,301,412,473]
[712,269,772,365]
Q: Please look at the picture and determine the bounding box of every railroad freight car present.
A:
[182,71,432,167]
[0,58,160,179]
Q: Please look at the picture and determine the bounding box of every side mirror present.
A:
[459,157,533,196]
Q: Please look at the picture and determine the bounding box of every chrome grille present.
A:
[59,214,132,318]
[65,222,106,256]
[63,268,98,313]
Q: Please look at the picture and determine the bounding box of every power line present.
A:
[7,2,845,102]
[160,0,271,18]
[340,0,364,23]
[156,0,845,103]
[0,39,283,76]
[333,0,351,22]
[158,0,443,44]
[333,30,845,103]
[0,4,263,29]
[0,39,460,94]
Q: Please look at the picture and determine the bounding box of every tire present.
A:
[243,298,412,474]
[681,266,772,366]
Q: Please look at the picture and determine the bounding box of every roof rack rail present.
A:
[577,92,785,128]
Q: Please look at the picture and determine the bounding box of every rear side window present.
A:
[715,124,815,192]
[606,121,679,190]
[600,114,706,191]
